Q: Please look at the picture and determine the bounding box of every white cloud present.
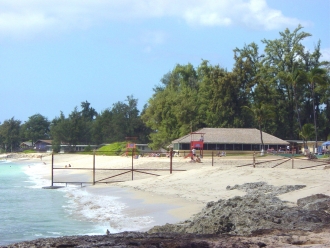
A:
[0,0,305,39]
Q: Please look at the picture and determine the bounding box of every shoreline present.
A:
[4,154,203,233]
[5,152,330,203]
[2,153,330,247]
[4,153,330,230]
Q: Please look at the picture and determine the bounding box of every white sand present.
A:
[12,153,330,221]
[34,154,330,216]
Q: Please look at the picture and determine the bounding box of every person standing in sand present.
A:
[191,147,196,161]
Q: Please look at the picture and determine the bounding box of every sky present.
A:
[0,0,329,124]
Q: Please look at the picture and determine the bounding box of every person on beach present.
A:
[191,147,196,161]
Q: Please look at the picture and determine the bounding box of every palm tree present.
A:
[306,67,327,151]
[243,103,274,155]
[299,123,314,154]
[287,69,303,132]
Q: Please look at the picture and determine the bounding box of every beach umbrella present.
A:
[322,141,330,146]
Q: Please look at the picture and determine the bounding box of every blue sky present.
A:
[0,0,329,124]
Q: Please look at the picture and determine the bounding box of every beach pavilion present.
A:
[171,128,289,153]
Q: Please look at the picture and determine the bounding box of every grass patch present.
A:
[22,149,37,154]
[97,142,140,156]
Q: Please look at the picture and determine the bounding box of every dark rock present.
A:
[297,194,330,211]
[149,182,330,235]
[3,182,330,248]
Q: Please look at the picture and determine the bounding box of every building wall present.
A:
[174,143,287,151]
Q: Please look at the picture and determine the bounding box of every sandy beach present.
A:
[3,152,330,246]
[8,152,330,221]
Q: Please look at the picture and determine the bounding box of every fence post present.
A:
[93,150,95,185]
[170,148,173,174]
[212,151,214,166]
[51,153,54,187]
[253,151,255,168]
[292,148,294,169]
[132,147,134,180]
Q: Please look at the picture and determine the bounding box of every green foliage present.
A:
[20,114,50,145]
[98,142,126,152]
[84,145,92,152]
[92,96,151,144]
[142,25,330,149]
[51,140,61,153]
[97,142,139,156]
[242,102,275,150]
[300,123,314,140]
[299,123,314,149]
[0,117,21,152]
[22,149,37,154]
[0,25,329,153]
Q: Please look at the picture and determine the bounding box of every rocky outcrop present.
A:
[3,153,49,160]
[3,229,330,248]
[3,182,330,248]
[149,182,330,235]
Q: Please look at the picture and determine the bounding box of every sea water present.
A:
[0,159,158,246]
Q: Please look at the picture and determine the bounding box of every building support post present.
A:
[132,148,134,180]
[212,151,214,166]
[93,150,95,185]
[292,148,294,169]
[51,153,54,186]
[170,148,173,174]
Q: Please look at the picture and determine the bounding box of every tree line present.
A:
[0,25,329,152]
[141,25,330,149]
[0,97,151,152]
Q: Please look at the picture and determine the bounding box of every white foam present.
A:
[22,163,155,233]
[22,163,52,188]
[60,187,154,232]
[0,160,11,164]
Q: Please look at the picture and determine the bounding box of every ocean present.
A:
[0,159,174,246]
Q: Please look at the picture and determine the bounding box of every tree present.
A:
[20,114,50,145]
[92,96,149,144]
[299,123,314,152]
[285,69,304,132]
[243,103,274,154]
[92,109,113,144]
[305,67,327,150]
[0,117,21,152]
[262,25,312,139]
[79,101,98,144]
[318,64,330,140]
[50,112,70,151]
[142,64,200,149]
[81,100,97,121]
